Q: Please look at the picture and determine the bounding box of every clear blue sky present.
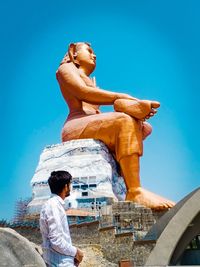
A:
[1,0,200,220]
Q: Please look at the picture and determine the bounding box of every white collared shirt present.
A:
[40,194,77,262]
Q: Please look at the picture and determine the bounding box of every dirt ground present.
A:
[77,244,118,267]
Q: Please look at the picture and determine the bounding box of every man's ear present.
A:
[68,43,77,64]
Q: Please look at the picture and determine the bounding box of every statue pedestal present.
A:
[28,139,126,215]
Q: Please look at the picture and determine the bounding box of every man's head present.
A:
[48,170,72,198]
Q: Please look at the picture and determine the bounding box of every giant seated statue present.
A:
[56,42,174,210]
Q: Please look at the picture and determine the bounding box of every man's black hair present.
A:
[48,170,72,194]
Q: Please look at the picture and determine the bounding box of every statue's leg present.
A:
[62,113,175,210]
[119,154,140,188]
[120,154,175,210]
[62,112,143,160]
[114,99,154,140]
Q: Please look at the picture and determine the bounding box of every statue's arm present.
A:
[57,64,136,105]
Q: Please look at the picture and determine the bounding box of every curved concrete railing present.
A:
[145,187,200,266]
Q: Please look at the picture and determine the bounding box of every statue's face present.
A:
[75,44,96,73]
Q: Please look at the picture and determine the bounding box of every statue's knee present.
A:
[115,113,134,128]
[142,122,152,139]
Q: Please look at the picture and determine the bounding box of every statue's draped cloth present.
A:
[62,112,143,162]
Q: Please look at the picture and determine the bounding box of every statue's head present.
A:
[61,42,96,74]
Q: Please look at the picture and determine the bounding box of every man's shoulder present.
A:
[40,199,55,220]
[41,197,56,212]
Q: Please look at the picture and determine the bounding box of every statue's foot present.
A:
[151,101,160,109]
[125,187,175,211]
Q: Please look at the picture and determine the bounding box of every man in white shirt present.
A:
[40,170,84,267]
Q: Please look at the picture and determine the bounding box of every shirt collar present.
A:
[51,194,65,206]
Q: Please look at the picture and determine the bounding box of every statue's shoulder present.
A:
[56,62,80,80]
[57,62,77,73]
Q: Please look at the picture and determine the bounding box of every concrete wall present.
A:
[12,226,42,245]
[11,220,155,266]
[132,240,156,266]
[70,220,100,244]
[10,200,162,265]
[99,225,155,265]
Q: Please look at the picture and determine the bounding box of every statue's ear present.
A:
[68,43,77,63]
